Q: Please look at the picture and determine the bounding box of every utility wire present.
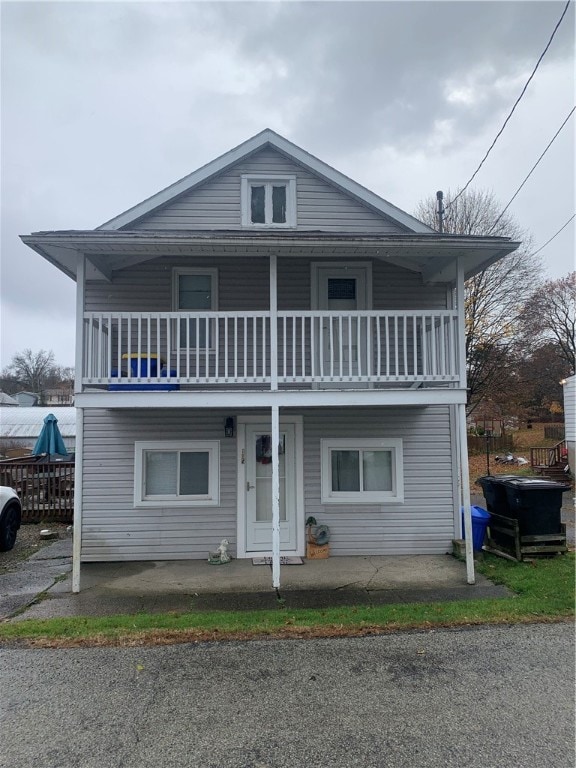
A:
[530,214,575,257]
[488,106,576,234]
[448,0,572,208]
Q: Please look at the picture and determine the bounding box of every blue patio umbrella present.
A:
[33,413,68,458]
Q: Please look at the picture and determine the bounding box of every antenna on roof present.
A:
[436,191,445,233]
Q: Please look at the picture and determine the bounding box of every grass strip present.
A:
[1,553,573,647]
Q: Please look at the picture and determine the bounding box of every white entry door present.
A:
[314,264,371,380]
[245,423,298,553]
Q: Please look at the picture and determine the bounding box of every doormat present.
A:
[252,557,304,566]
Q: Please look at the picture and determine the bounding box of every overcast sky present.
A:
[1,0,574,369]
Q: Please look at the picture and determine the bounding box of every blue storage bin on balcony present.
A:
[108,355,179,391]
[123,353,160,377]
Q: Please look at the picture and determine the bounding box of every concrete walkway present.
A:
[3,537,511,622]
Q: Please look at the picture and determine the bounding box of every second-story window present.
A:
[241,175,296,227]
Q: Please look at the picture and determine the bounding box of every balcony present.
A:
[82,310,462,391]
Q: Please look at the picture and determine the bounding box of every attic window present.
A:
[241,174,296,227]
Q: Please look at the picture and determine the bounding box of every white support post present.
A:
[75,254,85,395]
[456,258,475,585]
[271,404,281,589]
[72,253,86,593]
[72,406,84,593]
[459,402,475,584]
[270,254,278,392]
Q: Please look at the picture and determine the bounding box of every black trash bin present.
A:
[500,477,571,537]
[477,475,518,515]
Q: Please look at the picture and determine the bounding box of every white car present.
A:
[0,486,22,551]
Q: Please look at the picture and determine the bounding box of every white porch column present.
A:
[271,404,281,589]
[269,255,281,588]
[269,254,278,391]
[73,253,86,593]
[72,407,84,593]
[456,257,475,585]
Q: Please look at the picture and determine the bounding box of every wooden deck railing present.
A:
[530,440,567,473]
[82,310,461,387]
[0,459,74,523]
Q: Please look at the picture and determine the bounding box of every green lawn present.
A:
[1,553,573,647]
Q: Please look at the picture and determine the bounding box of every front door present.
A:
[245,423,298,553]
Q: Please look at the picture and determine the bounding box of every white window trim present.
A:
[241,174,296,228]
[320,438,404,504]
[134,440,220,507]
[172,268,218,352]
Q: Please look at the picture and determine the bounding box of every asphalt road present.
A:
[1,623,574,768]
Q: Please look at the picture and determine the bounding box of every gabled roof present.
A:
[98,128,433,234]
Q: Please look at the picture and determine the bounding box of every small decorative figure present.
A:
[217,538,230,564]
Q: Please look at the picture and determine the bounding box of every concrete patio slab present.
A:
[6,538,511,622]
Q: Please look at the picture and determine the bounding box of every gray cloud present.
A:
[1,1,574,367]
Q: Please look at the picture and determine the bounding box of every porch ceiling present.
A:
[21,230,520,284]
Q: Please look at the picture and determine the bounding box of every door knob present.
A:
[246,482,255,491]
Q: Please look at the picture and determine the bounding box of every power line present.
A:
[448,0,572,208]
[530,214,575,257]
[488,106,576,234]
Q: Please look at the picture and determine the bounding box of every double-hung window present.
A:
[134,441,220,507]
[241,174,296,227]
[321,439,404,503]
[172,268,217,349]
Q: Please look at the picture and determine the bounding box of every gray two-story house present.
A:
[22,129,520,591]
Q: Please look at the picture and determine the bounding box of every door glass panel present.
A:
[254,433,286,522]
[363,450,392,491]
[327,278,357,311]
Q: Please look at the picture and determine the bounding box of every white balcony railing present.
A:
[82,310,461,387]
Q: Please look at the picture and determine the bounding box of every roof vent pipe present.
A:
[436,190,445,233]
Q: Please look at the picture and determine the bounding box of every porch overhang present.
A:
[20,230,521,285]
[74,387,468,409]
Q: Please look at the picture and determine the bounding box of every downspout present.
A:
[269,255,281,590]
[456,257,475,584]
[72,253,85,593]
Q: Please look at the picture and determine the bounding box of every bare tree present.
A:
[522,272,575,375]
[415,189,542,414]
[3,349,56,399]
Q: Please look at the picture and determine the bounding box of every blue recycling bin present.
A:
[461,505,491,551]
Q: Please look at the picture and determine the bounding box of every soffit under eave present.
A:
[420,245,520,284]
[21,241,114,282]
[23,236,518,283]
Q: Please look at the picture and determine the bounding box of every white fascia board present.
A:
[75,388,467,409]
[96,128,434,234]
[97,130,283,230]
[266,132,434,234]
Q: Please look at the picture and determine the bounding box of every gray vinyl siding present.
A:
[129,148,405,234]
[301,406,455,556]
[85,256,448,313]
[81,405,455,561]
[81,409,238,561]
